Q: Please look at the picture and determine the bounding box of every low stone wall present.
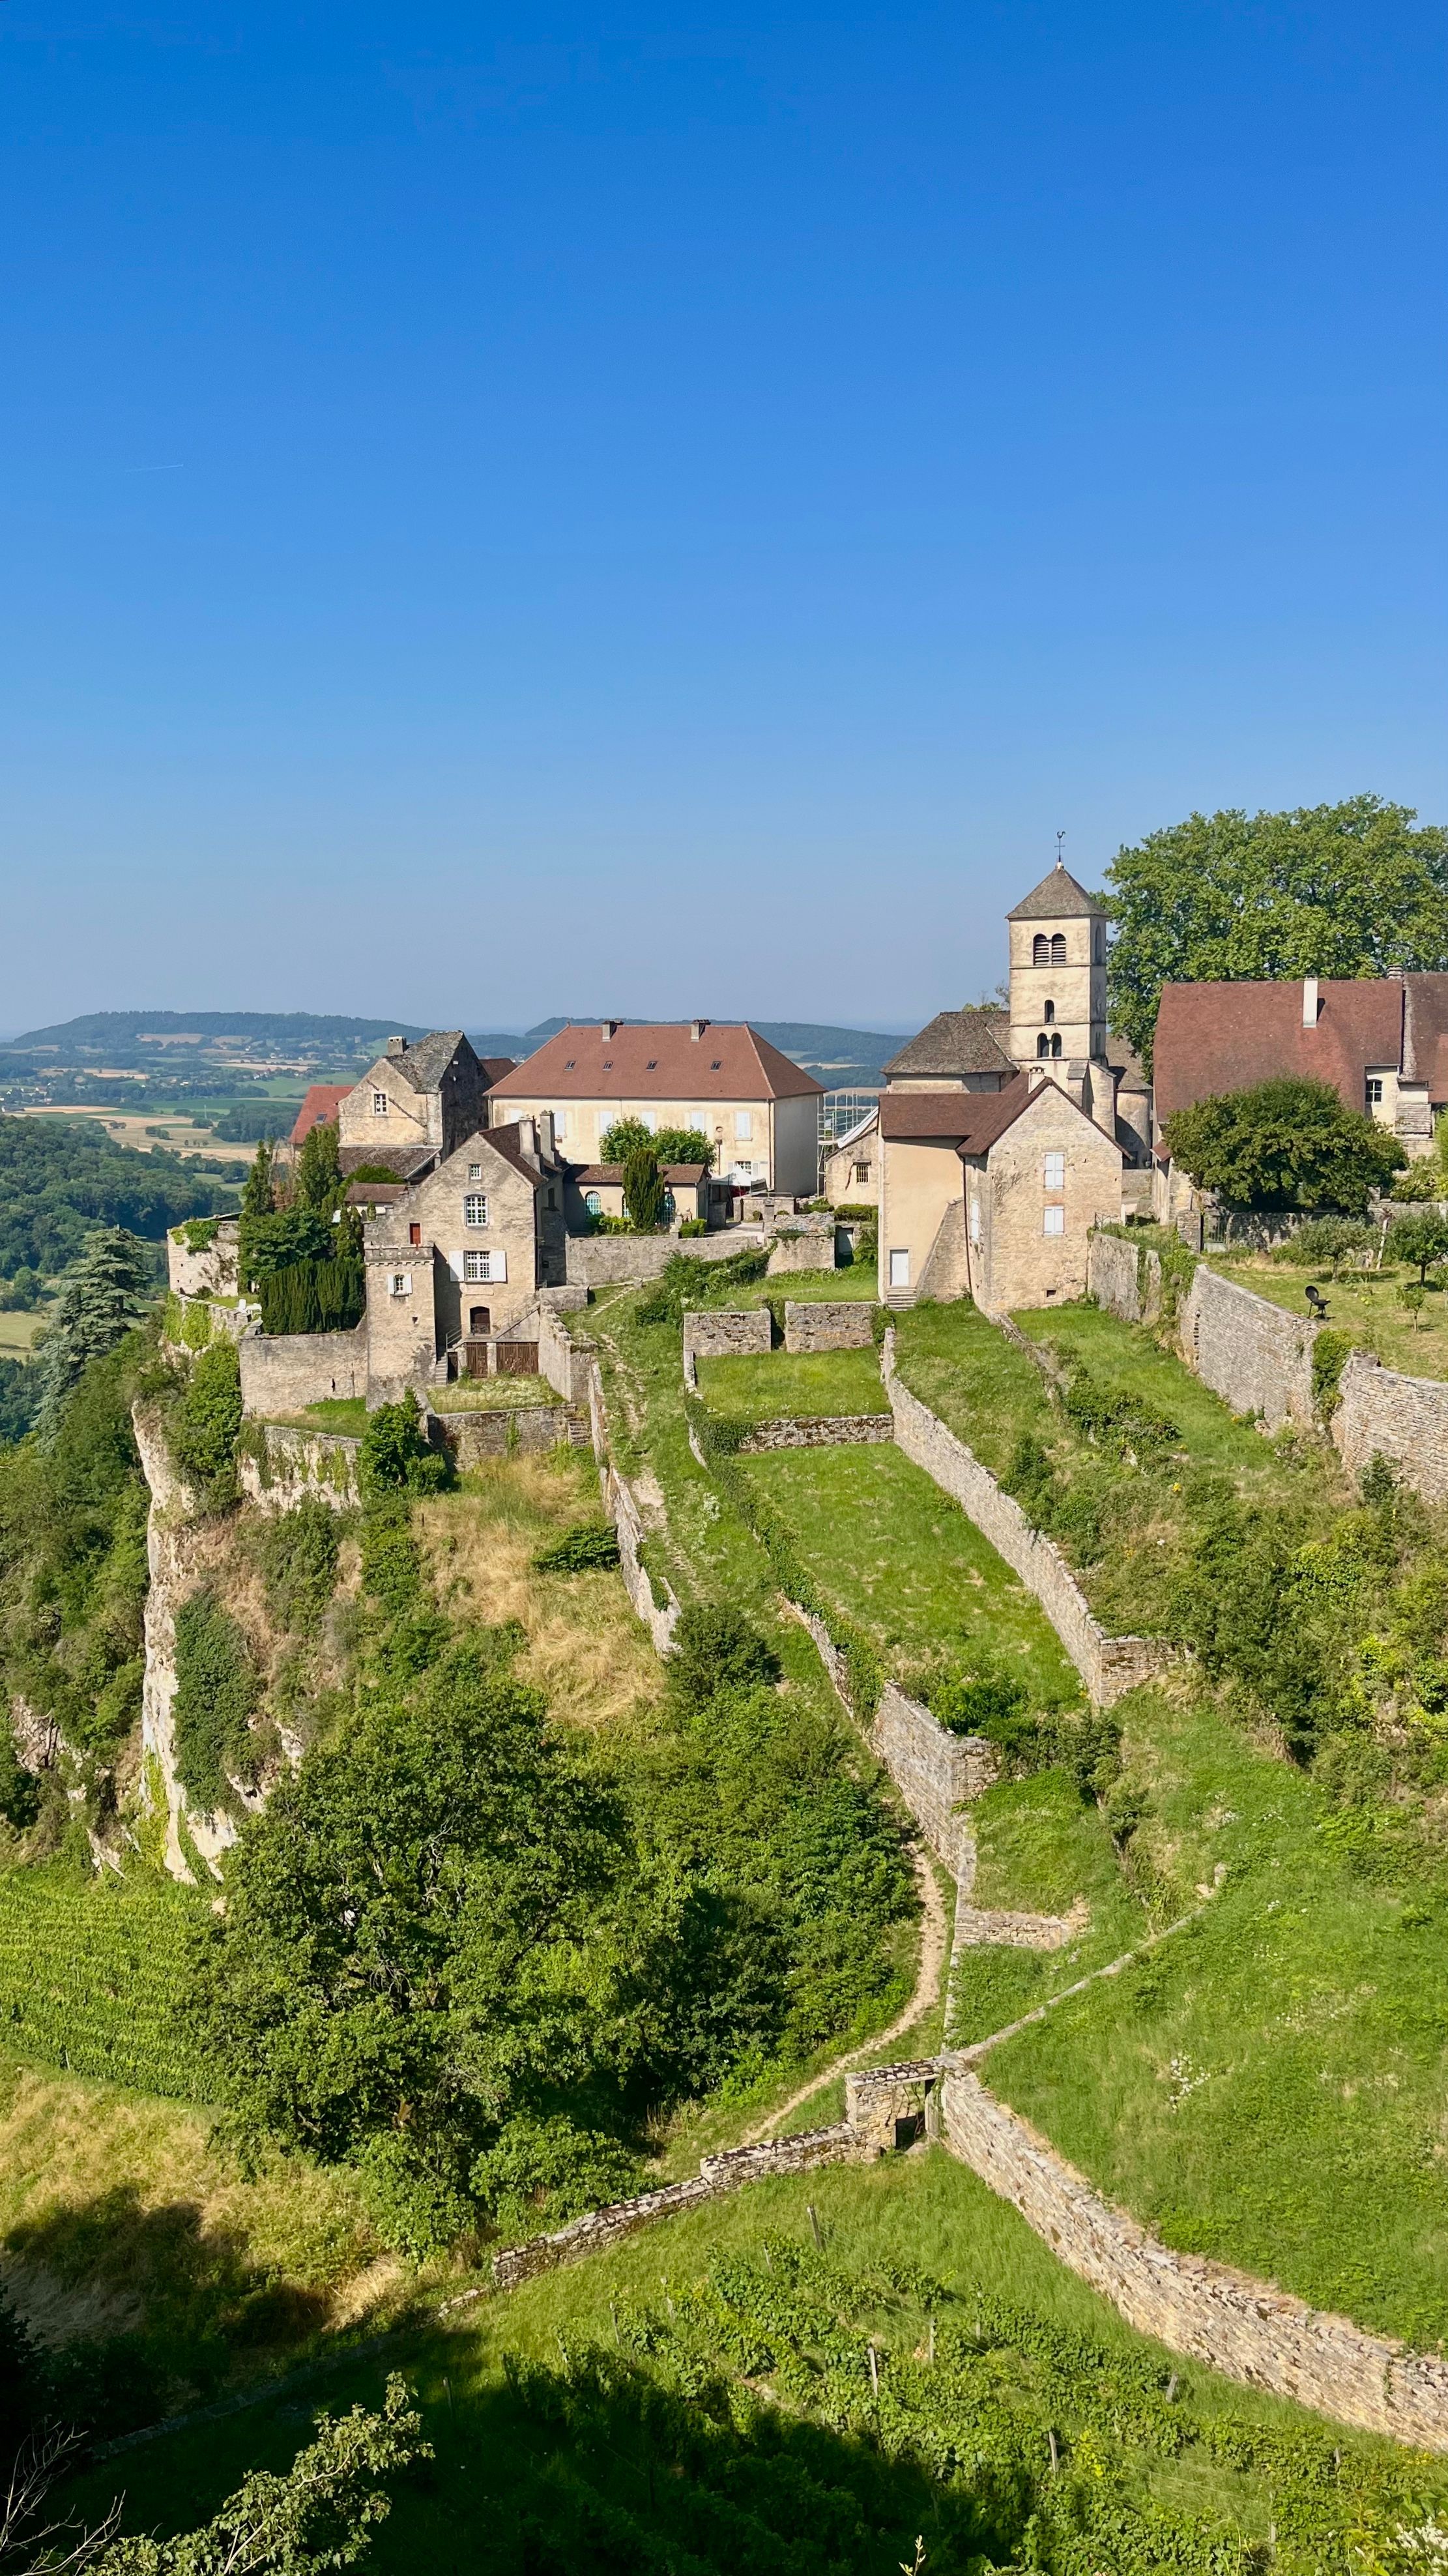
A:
[736,1414,893,1452]
[872,1682,998,1872]
[1178,1265,1318,1430]
[431,1405,588,1465]
[783,1300,876,1353]
[239,1426,361,1512]
[560,1329,680,1655]
[1333,1351,1448,1502]
[953,1897,1086,1951]
[683,1307,773,1363]
[239,1327,367,1417]
[766,1220,837,1277]
[565,1229,764,1286]
[882,1336,1173,1708]
[1086,1233,1163,1327]
[941,2068,1448,2450]
[491,2124,858,2290]
[845,2060,942,2152]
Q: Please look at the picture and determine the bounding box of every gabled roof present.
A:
[472,1120,549,1191]
[1007,864,1105,922]
[489,1023,822,1102]
[880,1077,1047,1149]
[1153,978,1406,1126]
[338,1143,437,1181]
[882,1008,1013,1081]
[384,1030,478,1091]
[478,1056,517,1086]
[290,1083,350,1146]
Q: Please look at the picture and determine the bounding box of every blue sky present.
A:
[1,2,1443,1036]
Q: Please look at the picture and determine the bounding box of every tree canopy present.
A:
[34,1229,153,1441]
[600,1117,715,1169]
[1103,797,1448,1068]
[0,1115,227,1278]
[1161,1076,1406,1214]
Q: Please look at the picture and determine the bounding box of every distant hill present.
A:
[3,1011,431,1068]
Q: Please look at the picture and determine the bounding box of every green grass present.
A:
[719,1260,881,1307]
[0,1304,50,1354]
[430,1377,561,1412]
[694,1345,889,1420]
[294,1396,368,1433]
[949,1768,1156,2047]
[741,1441,1080,1703]
[891,1296,1055,1479]
[0,1865,212,2100]
[983,1686,1448,2350]
[1209,1253,1448,1383]
[61,2152,1426,2574]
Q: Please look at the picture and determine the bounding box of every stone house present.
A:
[335,1032,517,1184]
[822,1108,880,1208]
[487,1020,822,1197]
[876,860,1141,1308]
[362,1118,568,1401]
[563,1162,716,1230]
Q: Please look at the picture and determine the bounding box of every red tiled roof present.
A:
[478,1057,517,1085]
[290,1084,350,1146]
[489,1023,822,1103]
[569,1163,708,1186]
[1153,979,1405,1126]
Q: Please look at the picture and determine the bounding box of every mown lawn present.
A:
[742,1441,1080,1706]
[1208,1253,1448,1383]
[985,1684,1448,2350]
[695,1345,889,1419]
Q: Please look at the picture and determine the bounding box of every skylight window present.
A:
[646,1059,658,1069]
[564,1059,575,1069]
[710,1059,722,1069]
[603,1060,613,1069]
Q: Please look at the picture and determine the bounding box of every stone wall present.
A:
[940,2068,1448,2451]
[239,1426,361,1512]
[1333,1351,1448,1503]
[871,1681,999,1872]
[766,1218,837,1276]
[566,1228,765,1286]
[736,1414,894,1452]
[845,2060,942,2152]
[166,1219,239,1302]
[491,2124,858,2290]
[683,1306,773,1362]
[783,1300,876,1353]
[1178,1263,1319,1430]
[239,1326,368,1417]
[882,1336,1174,1708]
[1086,1232,1163,1326]
[163,1296,257,1353]
[430,1403,587,1465]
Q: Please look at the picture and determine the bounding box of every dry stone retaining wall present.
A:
[940,2068,1448,2450]
[239,1326,367,1418]
[1178,1264,1318,1430]
[789,1604,996,1874]
[430,1404,588,1465]
[766,1220,839,1276]
[491,2124,858,2290]
[1086,1233,1162,1326]
[683,1307,773,1363]
[736,1414,893,1452]
[882,1336,1172,1708]
[565,1229,764,1286]
[783,1299,877,1352]
[1332,1351,1448,1504]
[239,1426,361,1512]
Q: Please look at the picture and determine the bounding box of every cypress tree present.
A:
[623,1145,665,1231]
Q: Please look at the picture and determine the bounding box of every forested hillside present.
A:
[0,1115,231,1274]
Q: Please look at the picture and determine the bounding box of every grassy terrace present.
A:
[1206,1249,1448,1381]
[891,1295,1345,1636]
[429,1375,561,1412]
[694,1344,889,1419]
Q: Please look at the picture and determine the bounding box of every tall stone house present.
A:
[361,1116,569,1403]
[335,1032,518,1182]
[875,861,1146,1309]
[487,1020,823,1197]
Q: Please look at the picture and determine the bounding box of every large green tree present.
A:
[1161,1076,1406,1213]
[1103,796,1448,1068]
[33,1228,152,1442]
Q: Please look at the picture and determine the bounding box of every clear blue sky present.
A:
[1,2,1443,1037]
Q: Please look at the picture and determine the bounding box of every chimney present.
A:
[537,1111,555,1160]
[1302,978,1320,1028]
[386,1034,406,1057]
[600,1019,619,1040]
[689,1018,708,1042]
[516,1115,538,1164]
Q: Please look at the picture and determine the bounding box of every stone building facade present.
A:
[335,1031,515,1182]
[488,1019,823,1196]
[363,1119,568,1401]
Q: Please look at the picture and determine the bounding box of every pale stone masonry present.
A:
[682,1308,773,1363]
[783,1300,876,1352]
[489,1017,823,1196]
[1334,1351,1448,1502]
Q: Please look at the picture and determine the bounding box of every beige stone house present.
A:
[822,1109,879,1208]
[877,860,1144,1309]
[362,1117,568,1401]
[488,1021,822,1197]
[336,1032,516,1182]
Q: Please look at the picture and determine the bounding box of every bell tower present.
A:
[1006,856,1108,1070]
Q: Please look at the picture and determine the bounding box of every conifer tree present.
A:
[623,1144,665,1231]
[33,1227,151,1442]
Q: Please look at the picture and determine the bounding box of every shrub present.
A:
[1312,1328,1355,1412]
[532,1519,621,1573]
[833,1202,875,1221]
[258,1494,342,1628]
[1163,1075,1406,1213]
[169,1339,242,1499]
[678,1217,708,1237]
[0,1720,40,1830]
[175,1216,221,1254]
[667,1603,780,1705]
[172,1587,260,1816]
[1271,1216,1376,1266]
[346,1161,399,1186]
[360,1399,450,1496]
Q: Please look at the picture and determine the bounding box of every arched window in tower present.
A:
[1050,933,1067,967]
[1037,1034,1050,1058]
[1050,1032,1062,1057]
[1043,999,1055,1023]
[1032,933,1050,965]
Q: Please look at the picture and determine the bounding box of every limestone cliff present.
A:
[131,1402,237,1884]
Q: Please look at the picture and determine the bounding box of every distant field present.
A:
[0,1307,48,1353]
[16,1107,248,1165]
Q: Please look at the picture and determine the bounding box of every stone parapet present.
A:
[736,1414,893,1452]
[239,1326,367,1418]
[239,1426,361,1512]
[565,1229,765,1287]
[490,2124,858,2291]
[783,1300,877,1353]
[882,1334,1173,1708]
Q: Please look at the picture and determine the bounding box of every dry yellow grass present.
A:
[0,2056,383,2352]
[416,1457,664,1733]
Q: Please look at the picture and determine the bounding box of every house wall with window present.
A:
[822,1109,880,1208]
[338,1033,491,1173]
[497,1089,807,1190]
[360,1123,564,1401]
[969,1085,1123,1312]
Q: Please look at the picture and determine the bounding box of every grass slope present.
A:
[694,1345,890,1420]
[1209,1251,1448,1383]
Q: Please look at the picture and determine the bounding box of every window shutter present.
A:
[491,1247,507,1282]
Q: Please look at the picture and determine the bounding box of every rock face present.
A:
[132,1404,235,1884]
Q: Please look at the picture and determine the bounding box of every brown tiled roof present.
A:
[570,1163,708,1186]
[881,1077,1031,1145]
[1402,975,1448,1100]
[489,1023,822,1102]
[1153,979,1405,1126]
[1107,1032,1150,1090]
[345,1181,406,1207]
[290,1083,350,1146]
[882,1008,1012,1081]
[480,1120,547,1190]
[338,1143,437,1181]
[478,1056,517,1085]
[1007,863,1105,922]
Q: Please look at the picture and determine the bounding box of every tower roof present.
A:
[1007,864,1105,922]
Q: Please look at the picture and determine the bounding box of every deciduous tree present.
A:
[1162,1077,1405,1214]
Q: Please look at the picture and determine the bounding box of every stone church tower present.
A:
[1006,859,1118,1138]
